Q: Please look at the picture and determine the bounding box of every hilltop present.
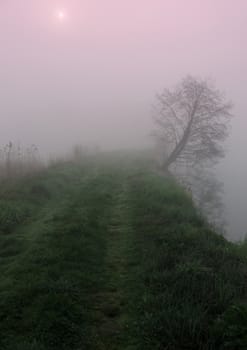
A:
[0,154,247,349]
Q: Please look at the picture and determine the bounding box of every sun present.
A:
[58,11,65,19]
[55,9,68,22]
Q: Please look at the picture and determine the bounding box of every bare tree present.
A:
[153,76,233,171]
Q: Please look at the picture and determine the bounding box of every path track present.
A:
[91,182,138,350]
[0,165,141,350]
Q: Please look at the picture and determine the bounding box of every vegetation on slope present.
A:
[0,155,247,349]
[129,171,247,349]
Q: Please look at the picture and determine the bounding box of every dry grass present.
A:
[0,142,43,180]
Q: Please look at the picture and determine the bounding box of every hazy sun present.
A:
[56,9,67,22]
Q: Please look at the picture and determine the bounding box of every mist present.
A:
[1,0,247,239]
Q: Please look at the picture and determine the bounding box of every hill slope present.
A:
[0,156,247,349]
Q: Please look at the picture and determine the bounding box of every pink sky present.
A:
[1,1,247,236]
[1,0,247,151]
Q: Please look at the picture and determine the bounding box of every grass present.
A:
[129,172,247,349]
[0,154,247,349]
[0,161,117,349]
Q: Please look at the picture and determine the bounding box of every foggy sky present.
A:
[1,1,247,239]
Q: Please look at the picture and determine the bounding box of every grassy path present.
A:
[1,159,247,349]
[91,182,138,350]
[0,163,141,350]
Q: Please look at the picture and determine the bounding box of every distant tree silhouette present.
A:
[153,76,232,171]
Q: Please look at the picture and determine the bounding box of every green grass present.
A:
[129,172,247,349]
[0,155,247,349]
[0,161,119,349]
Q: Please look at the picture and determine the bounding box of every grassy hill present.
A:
[0,154,247,349]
